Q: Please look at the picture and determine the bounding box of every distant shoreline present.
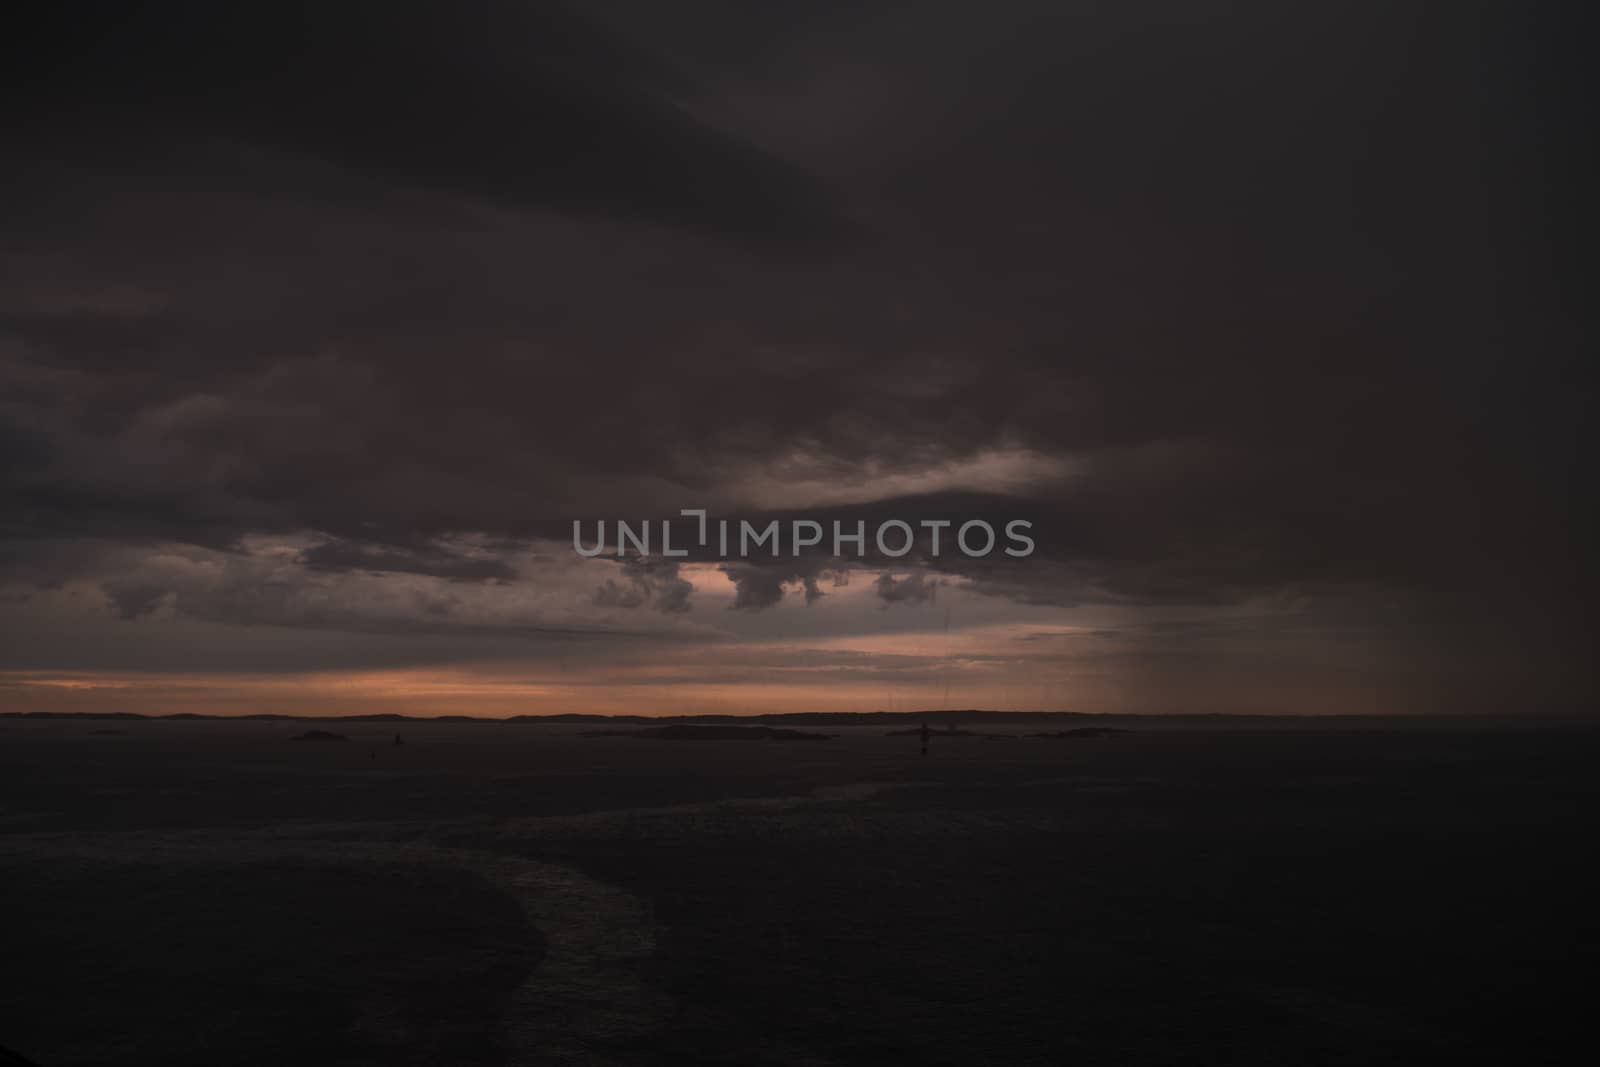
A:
[2,709,1591,726]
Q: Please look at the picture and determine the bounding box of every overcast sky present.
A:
[2,1,1589,717]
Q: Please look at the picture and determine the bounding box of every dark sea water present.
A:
[3,717,1597,1065]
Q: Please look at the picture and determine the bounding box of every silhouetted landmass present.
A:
[6,709,1554,726]
[311,713,413,722]
[288,729,347,742]
[582,725,834,741]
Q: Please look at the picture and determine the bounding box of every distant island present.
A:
[1,709,1121,724]
[2,709,1253,724]
[2,710,1550,729]
[288,729,347,742]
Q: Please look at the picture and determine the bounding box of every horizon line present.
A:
[3,709,1589,724]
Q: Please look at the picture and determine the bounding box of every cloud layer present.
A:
[1,2,1590,714]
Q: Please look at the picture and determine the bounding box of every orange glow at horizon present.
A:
[0,666,1071,718]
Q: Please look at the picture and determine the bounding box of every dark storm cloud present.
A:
[2,1,848,245]
[654,574,695,615]
[88,549,628,643]
[592,557,694,614]
[720,564,789,613]
[874,572,941,607]
[101,579,170,621]
[300,539,516,582]
[593,578,649,611]
[0,2,1590,708]
[713,555,849,612]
